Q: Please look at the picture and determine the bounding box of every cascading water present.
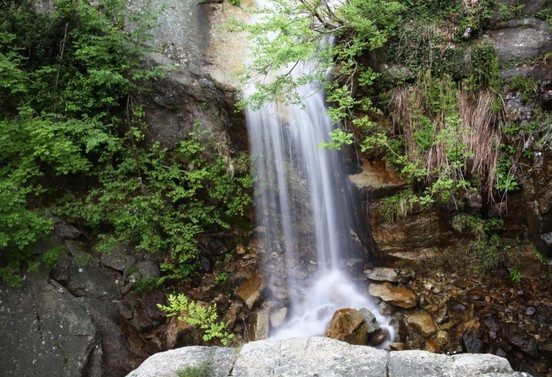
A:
[246,59,395,340]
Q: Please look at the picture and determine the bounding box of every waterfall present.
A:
[246,60,394,340]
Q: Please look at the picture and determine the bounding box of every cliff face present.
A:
[2,1,551,376]
[350,2,552,374]
[0,2,255,377]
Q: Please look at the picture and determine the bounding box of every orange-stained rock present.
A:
[368,282,417,309]
[424,339,441,353]
[237,273,265,310]
[324,308,368,346]
[407,312,437,337]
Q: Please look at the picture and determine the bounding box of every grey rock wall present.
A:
[126,337,529,377]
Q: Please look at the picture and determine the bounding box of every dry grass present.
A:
[459,88,502,198]
[389,76,503,203]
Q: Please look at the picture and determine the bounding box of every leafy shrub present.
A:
[157,293,234,345]
[0,0,251,285]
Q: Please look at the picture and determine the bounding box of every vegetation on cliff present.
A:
[0,0,251,286]
[236,0,551,280]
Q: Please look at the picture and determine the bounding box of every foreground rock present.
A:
[324,308,369,345]
[127,337,529,377]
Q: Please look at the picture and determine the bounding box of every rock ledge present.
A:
[126,337,529,377]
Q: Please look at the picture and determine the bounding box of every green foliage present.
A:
[452,214,521,277]
[318,128,353,150]
[216,271,229,283]
[379,189,417,223]
[0,0,251,285]
[509,267,522,284]
[533,245,547,265]
[508,75,539,102]
[157,293,234,345]
[234,0,402,112]
[177,362,215,377]
[66,129,252,281]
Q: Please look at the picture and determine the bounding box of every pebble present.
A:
[525,306,537,316]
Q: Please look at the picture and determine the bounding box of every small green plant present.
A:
[509,267,522,284]
[157,293,234,345]
[452,214,522,276]
[379,189,418,223]
[509,75,539,102]
[533,245,548,265]
[216,271,229,283]
[177,362,215,377]
[228,0,240,6]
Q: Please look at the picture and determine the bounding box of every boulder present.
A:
[127,337,529,377]
[368,282,417,309]
[484,18,552,65]
[247,308,270,341]
[364,267,414,283]
[0,274,98,377]
[237,273,265,310]
[388,350,528,377]
[126,346,235,377]
[358,308,381,335]
[324,308,369,345]
[407,312,437,337]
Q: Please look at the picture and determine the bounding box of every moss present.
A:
[177,362,215,377]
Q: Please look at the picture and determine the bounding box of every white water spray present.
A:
[245,3,394,343]
[246,67,394,342]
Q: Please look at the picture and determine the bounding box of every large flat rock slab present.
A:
[126,337,529,377]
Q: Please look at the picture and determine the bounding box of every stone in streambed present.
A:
[364,267,414,283]
[369,282,417,309]
[407,312,437,337]
[324,308,369,345]
[237,273,265,310]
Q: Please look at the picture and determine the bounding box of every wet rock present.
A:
[369,329,389,347]
[390,342,408,350]
[417,294,432,309]
[349,160,406,199]
[54,220,82,240]
[483,316,501,340]
[372,211,454,254]
[364,267,413,283]
[538,340,552,358]
[248,308,269,341]
[163,309,203,348]
[462,331,486,353]
[368,282,417,309]
[506,324,538,357]
[237,273,265,310]
[379,301,395,316]
[77,297,149,377]
[223,301,244,330]
[358,308,381,335]
[269,306,288,328]
[424,339,441,353]
[324,308,368,346]
[407,313,437,337]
